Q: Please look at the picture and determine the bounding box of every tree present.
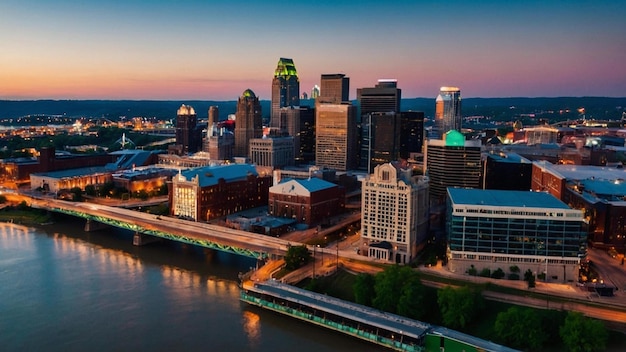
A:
[0,195,6,204]
[479,268,491,277]
[494,306,547,350]
[373,265,414,313]
[437,286,484,329]
[70,187,83,201]
[353,273,376,306]
[491,268,505,279]
[84,185,96,196]
[397,273,426,320]
[284,245,311,270]
[560,311,608,352]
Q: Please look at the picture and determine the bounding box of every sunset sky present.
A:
[1,0,625,100]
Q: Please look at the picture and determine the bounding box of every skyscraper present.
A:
[434,86,462,139]
[319,74,349,104]
[315,102,357,171]
[357,79,402,172]
[357,79,401,116]
[271,58,300,124]
[399,111,425,160]
[234,89,262,158]
[175,104,201,155]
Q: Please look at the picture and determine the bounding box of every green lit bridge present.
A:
[30,197,291,260]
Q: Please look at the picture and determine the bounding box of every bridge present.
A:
[30,197,292,260]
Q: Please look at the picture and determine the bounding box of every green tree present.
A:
[353,273,376,307]
[437,286,484,329]
[560,312,608,352]
[84,184,96,196]
[0,195,6,204]
[284,245,311,270]
[491,268,505,279]
[373,265,414,313]
[495,306,547,350]
[70,187,83,201]
[397,273,426,320]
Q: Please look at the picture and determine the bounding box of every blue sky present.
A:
[1,0,624,100]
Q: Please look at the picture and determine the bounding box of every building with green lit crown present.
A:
[446,187,587,283]
[234,89,262,158]
[271,58,300,125]
[425,130,481,205]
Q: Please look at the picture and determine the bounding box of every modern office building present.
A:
[434,87,462,139]
[357,79,401,116]
[399,111,425,160]
[208,105,219,127]
[273,106,300,158]
[319,74,349,104]
[271,57,300,124]
[315,102,358,171]
[361,112,401,173]
[205,124,234,161]
[483,150,532,191]
[297,106,315,164]
[446,188,587,283]
[175,104,202,155]
[425,130,481,204]
[234,89,263,158]
[249,136,294,169]
[357,80,402,171]
[268,177,344,226]
[169,163,271,222]
[361,162,430,264]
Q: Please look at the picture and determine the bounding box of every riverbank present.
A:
[0,206,53,226]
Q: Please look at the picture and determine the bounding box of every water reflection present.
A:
[242,310,261,349]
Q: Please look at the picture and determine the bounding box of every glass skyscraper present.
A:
[434,86,461,139]
[271,58,300,125]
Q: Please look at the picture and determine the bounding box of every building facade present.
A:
[434,87,462,139]
[426,130,481,204]
[234,89,263,158]
[361,163,429,264]
[249,136,294,169]
[315,102,357,171]
[268,178,344,226]
[169,164,271,222]
[271,57,300,124]
[175,104,201,155]
[319,74,349,104]
[399,111,425,160]
[446,188,587,283]
[357,79,401,116]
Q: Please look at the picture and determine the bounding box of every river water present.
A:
[0,220,378,351]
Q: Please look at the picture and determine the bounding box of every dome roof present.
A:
[444,130,465,147]
[242,89,256,98]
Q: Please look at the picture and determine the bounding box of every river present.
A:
[0,219,379,351]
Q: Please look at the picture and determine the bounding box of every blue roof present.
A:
[182,163,258,187]
[33,166,109,178]
[447,188,570,209]
[285,177,336,192]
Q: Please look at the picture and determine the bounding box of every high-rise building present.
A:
[399,111,425,160]
[208,106,219,128]
[434,86,462,139]
[271,57,300,124]
[425,130,481,204]
[297,106,315,164]
[311,85,320,99]
[234,89,263,158]
[361,162,429,264]
[357,79,401,116]
[357,79,402,171]
[315,102,357,171]
[249,136,294,169]
[205,124,234,161]
[175,104,201,155]
[319,74,349,104]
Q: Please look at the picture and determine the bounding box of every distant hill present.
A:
[1,97,624,123]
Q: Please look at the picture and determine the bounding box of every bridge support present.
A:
[133,232,161,246]
[84,219,110,232]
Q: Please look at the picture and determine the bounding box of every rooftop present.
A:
[181,163,259,187]
[33,166,109,178]
[447,188,570,209]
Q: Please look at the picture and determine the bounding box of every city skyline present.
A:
[1,0,625,101]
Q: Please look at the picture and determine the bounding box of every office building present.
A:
[361,163,429,264]
[297,106,315,164]
[208,106,219,127]
[434,87,462,139]
[483,151,532,191]
[446,188,587,283]
[319,74,349,104]
[271,57,300,124]
[357,79,401,115]
[426,130,481,204]
[234,89,263,158]
[249,136,294,169]
[205,125,234,161]
[399,111,425,160]
[175,104,202,155]
[315,102,357,171]
[361,112,401,173]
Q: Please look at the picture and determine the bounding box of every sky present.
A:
[1,0,625,101]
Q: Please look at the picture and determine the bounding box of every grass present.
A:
[0,207,53,225]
